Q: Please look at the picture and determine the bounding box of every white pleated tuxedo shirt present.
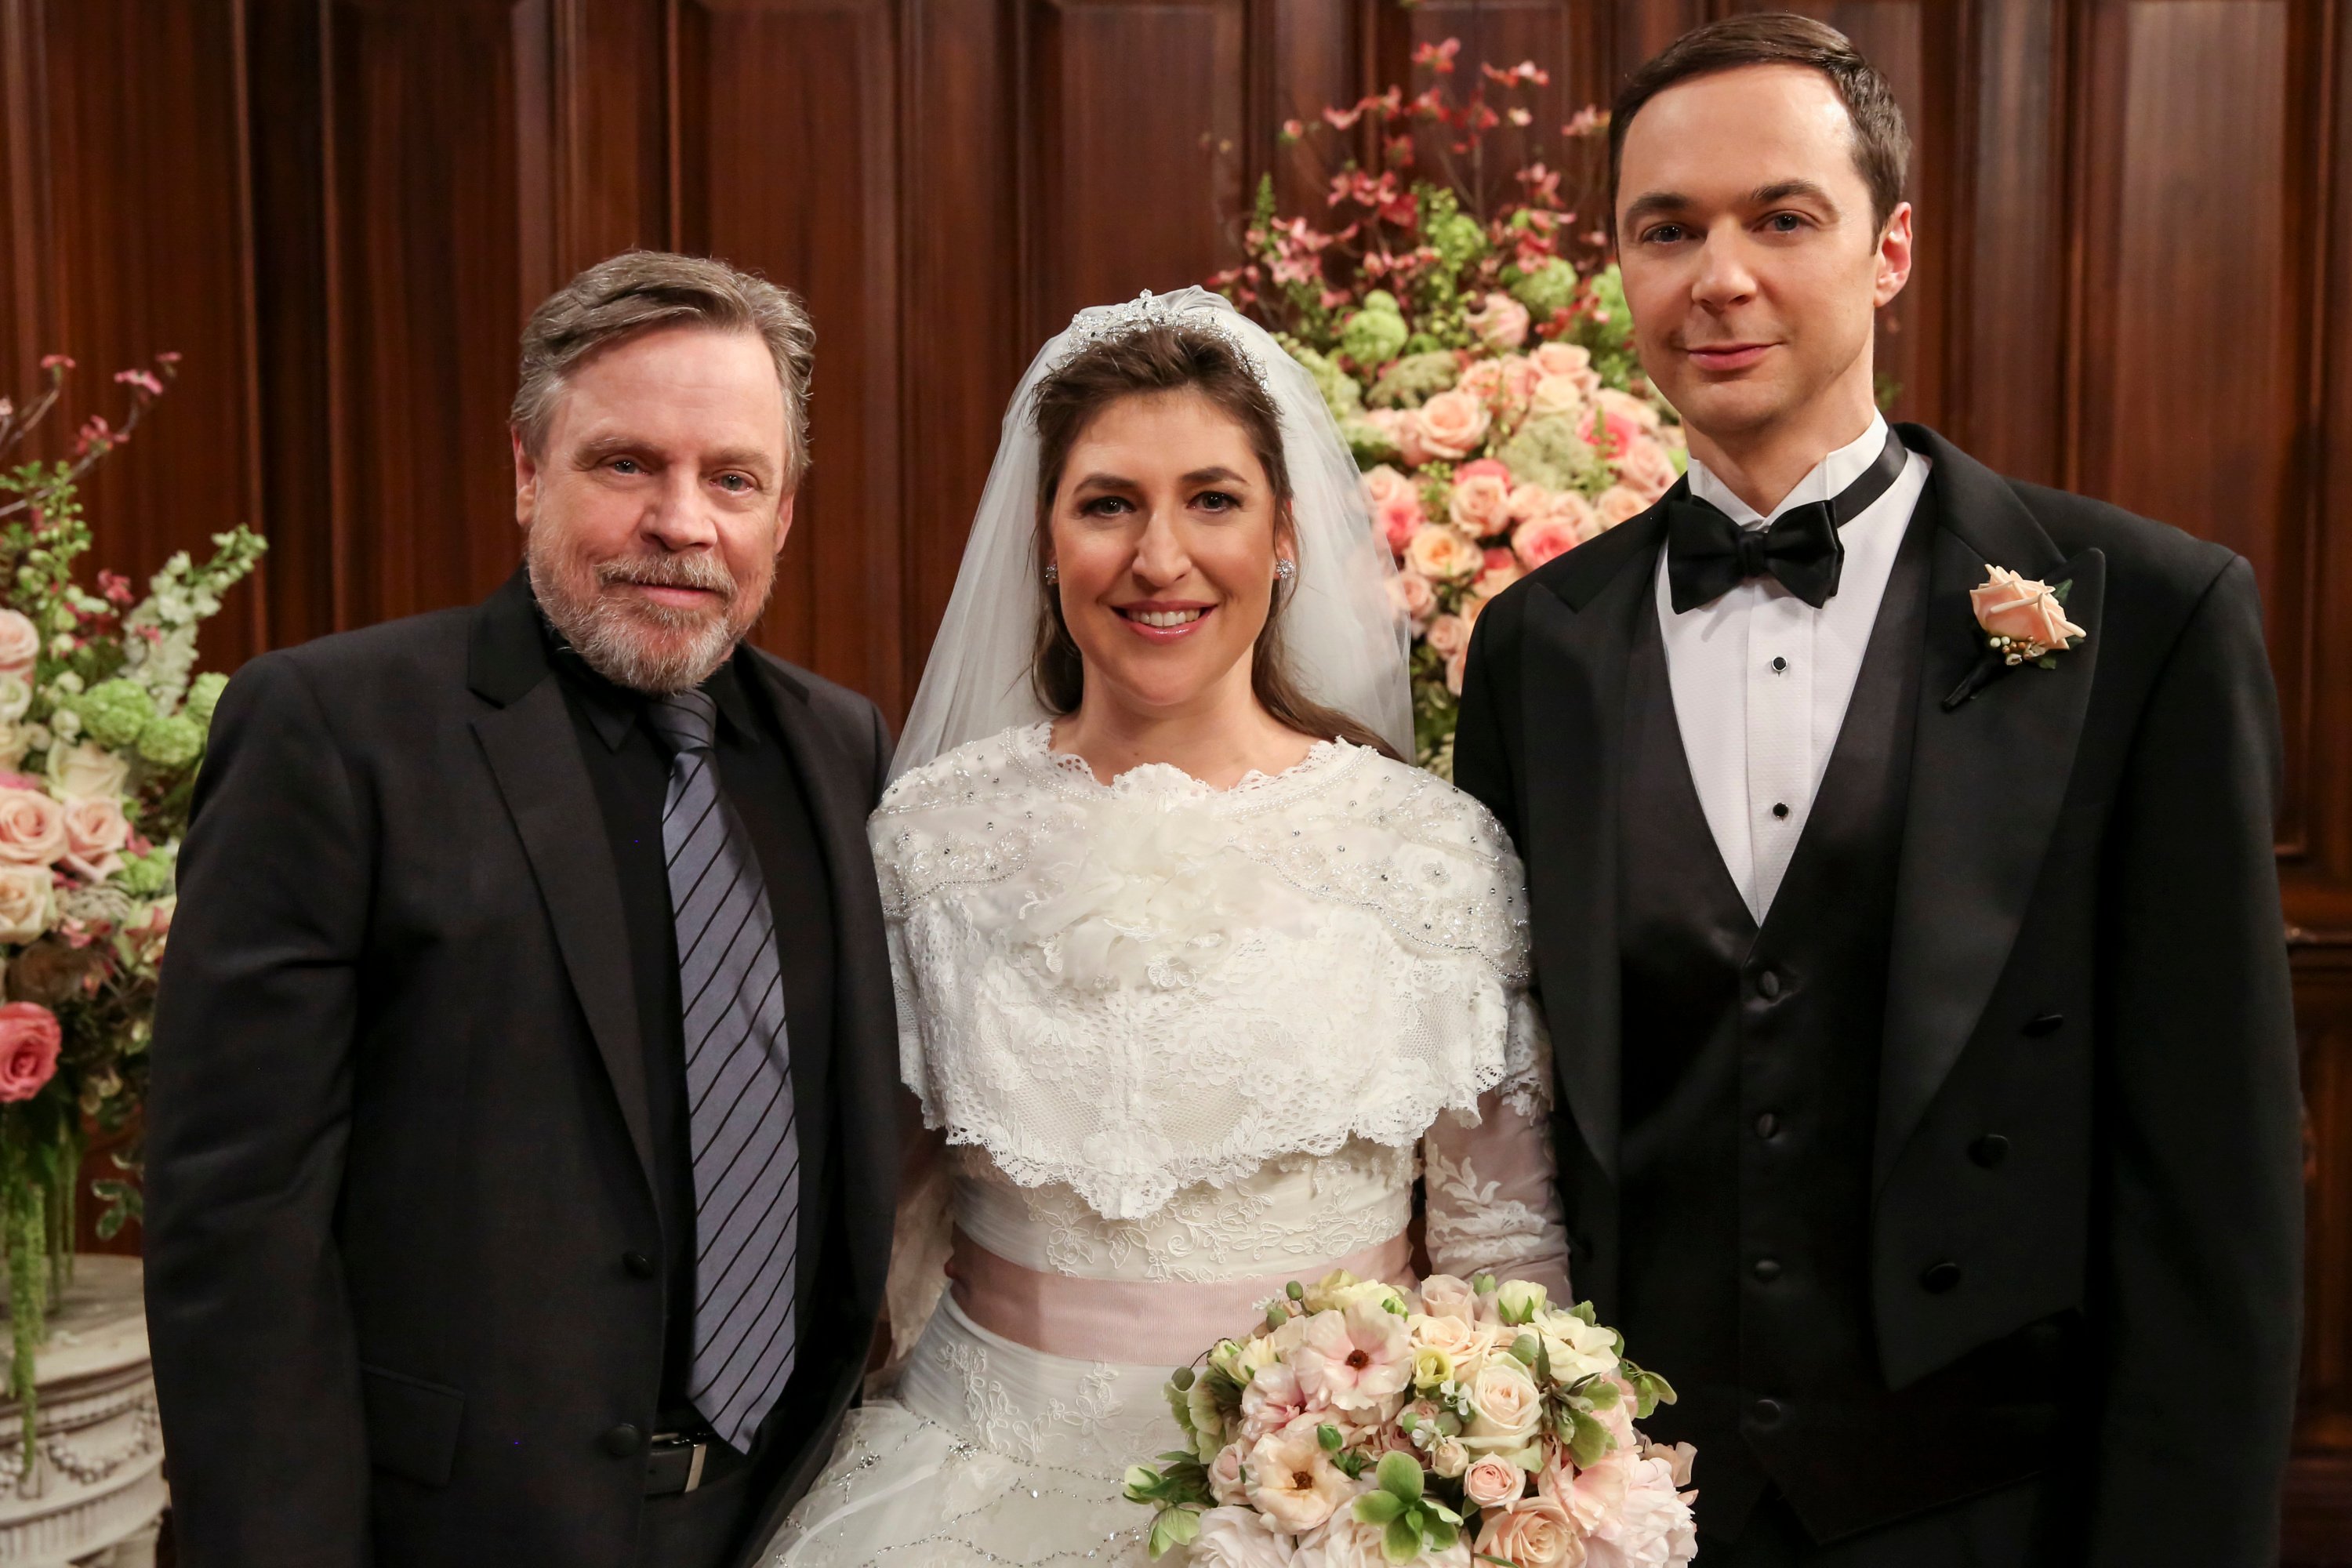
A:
[1653,415,1933,922]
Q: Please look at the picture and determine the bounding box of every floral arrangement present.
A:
[1212,43,1685,774]
[0,352,264,1446]
[1123,1270,1697,1566]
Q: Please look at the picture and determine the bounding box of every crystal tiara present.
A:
[1047,289,1273,390]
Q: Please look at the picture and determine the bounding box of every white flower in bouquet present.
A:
[46,740,129,802]
[1293,1299,1413,1413]
[0,610,40,676]
[1244,1418,1357,1533]
[1582,1452,1697,1568]
[1414,1274,1479,1323]
[0,863,53,943]
[0,675,30,726]
[0,787,67,865]
[1463,1357,1544,1448]
[1532,1307,1622,1385]
[1207,1441,1252,1507]
[1191,1506,1298,1568]
[1239,1358,1314,1443]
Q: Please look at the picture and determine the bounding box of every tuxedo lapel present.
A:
[466,589,657,1193]
[746,657,896,1306]
[1523,508,1668,1182]
[1875,427,2105,1185]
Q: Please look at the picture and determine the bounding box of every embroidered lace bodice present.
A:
[871,723,1569,1308]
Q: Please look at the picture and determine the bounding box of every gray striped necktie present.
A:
[648,688,799,1451]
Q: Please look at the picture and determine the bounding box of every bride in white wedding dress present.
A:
[764,289,1570,1565]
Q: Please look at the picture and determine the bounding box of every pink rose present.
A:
[0,611,39,676]
[1531,342,1600,394]
[1415,389,1493,460]
[0,1002,60,1103]
[1406,524,1483,583]
[1595,486,1652,528]
[1390,570,1437,626]
[1475,1495,1585,1568]
[1363,408,1428,467]
[64,796,130,860]
[1597,387,1662,431]
[1971,564,2086,652]
[1450,471,1515,539]
[1246,1416,1356,1531]
[1515,512,1588,571]
[1474,561,1523,601]
[1425,613,1472,660]
[1417,1274,1479,1321]
[1458,360,1510,400]
[1456,457,1512,485]
[1613,435,1679,503]
[0,863,50,943]
[1544,1446,1628,1532]
[1465,1454,1528,1508]
[0,788,67,865]
[1530,373,1591,419]
[1207,1441,1252,1508]
[1375,492,1426,554]
[1361,463,1417,510]
[1467,292,1532,352]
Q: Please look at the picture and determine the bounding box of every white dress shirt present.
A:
[1654,415,1932,922]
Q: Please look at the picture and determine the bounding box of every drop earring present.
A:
[1274,559,1297,583]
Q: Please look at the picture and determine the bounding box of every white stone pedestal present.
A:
[0,1256,165,1566]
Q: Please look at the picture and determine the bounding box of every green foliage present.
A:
[183,670,228,730]
[135,713,203,768]
[1571,264,1642,388]
[1492,414,1608,495]
[1368,352,1461,410]
[71,678,154,750]
[1508,257,1579,318]
[1353,1450,1462,1562]
[1340,303,1410,371]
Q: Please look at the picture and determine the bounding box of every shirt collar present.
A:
[537,608,760,753]
[1686,412,1891,528]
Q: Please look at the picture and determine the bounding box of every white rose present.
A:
[0,611,39,674]
[1191,1506,1298,1568]
[1465,1359,1544,1449]
[0,863,52,942]
[47,742,129,803]
[0,675,30,725]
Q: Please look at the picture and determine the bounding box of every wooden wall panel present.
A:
[1386,0,1613,205]
[2294,949,2352,1562]
[321,0,552,630]
[674,0,906,712]
[1025,0,1247,337]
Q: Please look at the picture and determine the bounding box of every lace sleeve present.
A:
[1422,1082,1571,1304]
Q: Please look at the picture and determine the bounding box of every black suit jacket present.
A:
[144,572,901,1567]
[1453,425,2303,1564]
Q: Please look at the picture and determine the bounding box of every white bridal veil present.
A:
[891,287,1413,777]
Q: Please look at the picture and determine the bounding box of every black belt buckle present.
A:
[645,1429,713,1497]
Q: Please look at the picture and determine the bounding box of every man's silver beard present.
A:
[527,533,768,695]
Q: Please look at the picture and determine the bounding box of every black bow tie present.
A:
[1665,426,1909,613]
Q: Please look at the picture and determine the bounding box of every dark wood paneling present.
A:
[2293,948,2352,1564]
[675,0,906,712]
[1386,0,1613,209]
[322,0,552,630]
[1025,0,1248,336]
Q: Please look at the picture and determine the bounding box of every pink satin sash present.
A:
[949,1228,1415,1366]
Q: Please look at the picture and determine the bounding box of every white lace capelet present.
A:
[869,723,1547,1221]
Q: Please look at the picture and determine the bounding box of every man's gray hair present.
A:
[511,251,816,485]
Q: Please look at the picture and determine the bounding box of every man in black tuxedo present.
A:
[145,252,898,1567]
[1455,16,2302,1566]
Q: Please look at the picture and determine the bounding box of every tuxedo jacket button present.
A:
[1922,1261,1964,1294]
[2024,1011,2065,1036]
[1969,1134,2010,1169]
[1754,1112,1780,1139]
[601,1422,645,1457]
[1751,1258,1782,1282]
[1755,969,1781,1000]
[622,1250,656,1279]
[1751,1397,1783,1425]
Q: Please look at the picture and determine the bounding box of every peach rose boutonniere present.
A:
[1946,563,2089,709]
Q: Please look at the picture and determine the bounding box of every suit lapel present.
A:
[1875,427,2105,1185]
[470,652,659,1193]
[745,657,896,1310]
[1523,509,1668,1182]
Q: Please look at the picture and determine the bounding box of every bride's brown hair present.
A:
[1027,324,1398,759]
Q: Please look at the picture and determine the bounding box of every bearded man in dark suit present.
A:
[1454,17,2303,1567]
[145,252,899,1568]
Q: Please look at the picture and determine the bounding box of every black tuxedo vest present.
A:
[1613,490,2069,1545]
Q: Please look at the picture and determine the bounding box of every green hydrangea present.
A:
[1429,212,1488,273]
[1367,350,1460,409]
[1338,303,1409,370]
[183,671,229,730]
[1510,258,1578,319]
[1287,345,1364,419]
[136,713,204,770]
[1494,414,1609,495]
[74,678,154,751]
[1576,263,1642,386]
[114,848,175,901]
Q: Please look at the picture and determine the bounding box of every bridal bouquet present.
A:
[1211,42,1685,774]
[0,351,264,1442]
[1123,1271,1697,1566]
